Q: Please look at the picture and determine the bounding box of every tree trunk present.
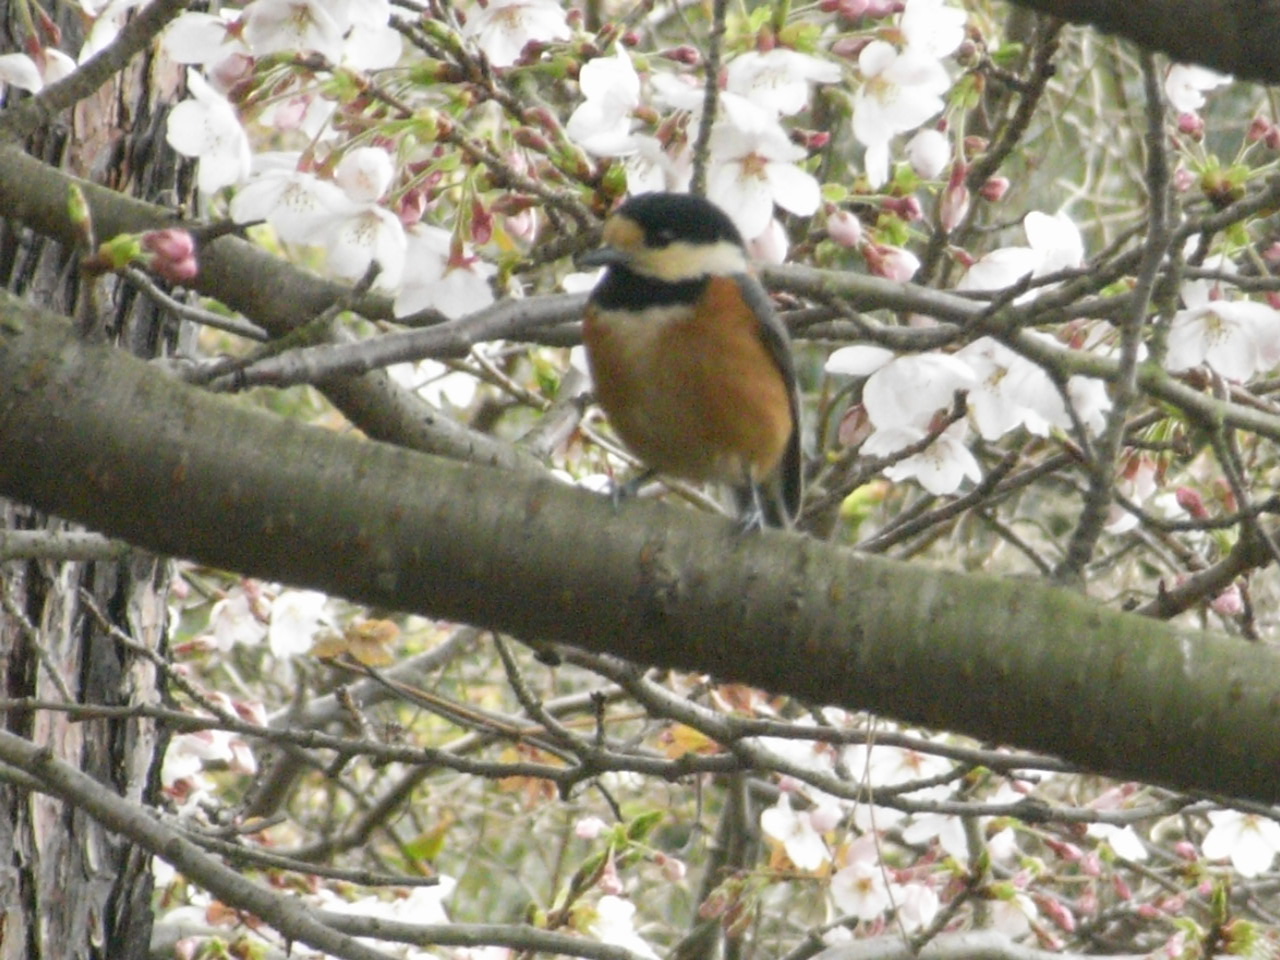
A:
[0,8,188,957]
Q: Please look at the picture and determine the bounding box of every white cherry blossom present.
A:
[900,0,967,58]
[334,146,395,203]
[1166,298,1280,382]
[165,69,251,192]
[957,337,1067,440]
[760,794,830,871]
[588,896,660,960]
[231,165,351,243]
[0,53,44,94]
[242,0,346,61]
[567,48,641,155]
[853,41,951,187]
[866,421,982,495]
[394,224,496,319]
[463,0,571,68]
[724,49,842,117]
[1165,64,1232,113]
[268,589,330,658]
[1202,809,1280,878]
[706,113,820,239]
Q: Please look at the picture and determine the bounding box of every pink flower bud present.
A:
[838,0,871,16]
[1211,583,1243,616]
[142,228,194,262]
[575,816,608,839]
[1111,873,1132,901]
[979,176,1010,202]
[141,228,198,283]
[827,210,863,247]
[658,45,700,65]
[940,164,970,231]
[1173,166,1195,192]
[656,853,688,882]
[398,187,428,226]
[1175,486,1208,518]
[471,199,493,245]
[864,243,921,282]
[1266,126,1280,151]
[1037,895,1076,933]
[882,195,923,221]
[1248,116,1271,142]
[831,36,872,59]
[599,854,624,895]
[1177,112,1204,140]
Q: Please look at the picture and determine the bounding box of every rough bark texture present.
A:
[0,7,183,958]
[4,298,1280,806]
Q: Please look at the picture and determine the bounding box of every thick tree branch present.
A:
[4,293,1280,805]
[0,143,537,473]
[1004,0,1280,84]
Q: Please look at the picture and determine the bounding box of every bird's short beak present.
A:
[576,245,630,269]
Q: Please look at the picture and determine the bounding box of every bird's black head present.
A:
[578,192,749,281]
[613,192,746,250]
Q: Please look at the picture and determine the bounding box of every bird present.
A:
[578,191,802,529]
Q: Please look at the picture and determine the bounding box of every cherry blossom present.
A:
[866,421,982,494]
[161,11,246,66]
[724,49,842,117]
[231,163,351,243]
[463,0,571,68]
[567,48,641,155]
[0,53,44,95]
[991,890,1039,937]
[748,217,790,265]
[1201,809,1280,877]
[760,793,830,871]
[827,210,864,248]
[334,146,395,203]
[891,882,941,932]
[829,837,891,920]
[899,0,967,58]
[956,337,1067,440]
[1166,296,1280,382]
[206,589,267,651]
[388,358,481,410]
[1164,64,1232,114]
[165,69,252,193]
[322,201,407,290]
[242,0,346,61]
[958,210,1083,294]
[588,896,660,960]
[706,112,821,239]
[852,41,952,187]
[1086,823,1148,861]
[826,348,975,430]
[268,588,329,658]
[394,224,497,319]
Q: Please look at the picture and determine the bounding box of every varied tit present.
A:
[578,192,802,529]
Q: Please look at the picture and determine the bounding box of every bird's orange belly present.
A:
[584,302,792,485]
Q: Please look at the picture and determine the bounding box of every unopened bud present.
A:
[827,210,863,248]
[979,176,1010,202]
[1177,112,1205,140]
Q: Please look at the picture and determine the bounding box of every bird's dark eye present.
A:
[651,227,677,247]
